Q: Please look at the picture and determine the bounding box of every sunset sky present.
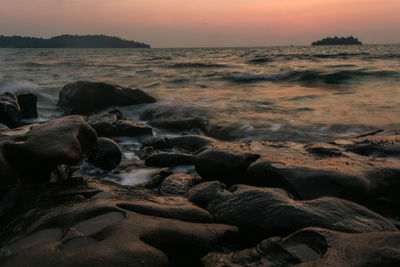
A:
[1,0,399,47]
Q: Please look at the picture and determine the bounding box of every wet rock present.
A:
[16,93,38,119]
[136,146,157,160]
[195,149,260,185]
[204,135,400,215]
[160,172,203,196]
[143,135,218,153]
[0,92,21,128]
[0,116,97,185]
[88,137,122,170]
[145,152,195,167]
[85,107,152,137]
[58,81,156,115]
[188,181,397,235]
[203,227,400,267]
[0,177,237,267]
[0,123,9,132]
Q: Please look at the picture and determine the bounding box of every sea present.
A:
[0,45,399,184]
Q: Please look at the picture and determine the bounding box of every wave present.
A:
[168,62,229,68]
[0,79,39,94]
[247,57,273,64]
[225,70,399,84]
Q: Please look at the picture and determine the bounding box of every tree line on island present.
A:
[0,34,151,48]
[312,36,362,46]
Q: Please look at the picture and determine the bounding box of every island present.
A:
[312,36,362,46]
[0,34,151,48]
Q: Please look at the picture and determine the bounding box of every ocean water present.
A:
[0,45,399,143]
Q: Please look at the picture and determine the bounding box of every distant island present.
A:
[312,36,362,46]
[0,34,151,48]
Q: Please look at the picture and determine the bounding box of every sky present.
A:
[1,0,399,47]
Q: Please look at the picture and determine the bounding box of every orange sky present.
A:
[1,0,399,47]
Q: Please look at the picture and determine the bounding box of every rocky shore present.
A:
[1,81,399,266]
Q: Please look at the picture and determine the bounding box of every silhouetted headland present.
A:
[0,34,151,48]
[312,36,362,46]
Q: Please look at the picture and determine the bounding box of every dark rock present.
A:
[169,135,218,152]
[140,106,250,140]
[0,116,97,185]
[88,137,122,170]
[0,92,21,128]
[203,227,400,267]
[203,135,400,216]
[16,93,38,119]
[0,177,237,267]
[188,181,397,235]
[85,107,152,137]
[195,149,260,185]
[160,172,203,196]
[143,135,218,153]
[145,152,196,167]
[0,123,9,132]
[136,146,157,160]
[58,81,156,115]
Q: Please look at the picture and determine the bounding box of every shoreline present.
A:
[1,81,400,266]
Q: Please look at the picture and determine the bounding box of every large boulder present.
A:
[202,227,400,267]
[87,137,122,170]
[0,177,237,267]
[58,81,156,115]
[0,116,97,185]
[85,107,152,137]
[188,182,397,235]
[195,150,260,185]
[0,93,21,128]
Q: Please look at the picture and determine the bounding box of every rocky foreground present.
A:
[0,81,399,266]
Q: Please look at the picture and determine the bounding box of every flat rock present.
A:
[58,81,156,115]
[143,135,218,153]
[202,227,400,267]
[198,130,400,216]
[0,177,237,267]
[188,181,397,236]
[85,107,152,137]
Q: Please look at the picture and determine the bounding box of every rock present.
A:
[88,137,122,170]
[143,135,218,153]
[195,149,260,185]
[169,135,218,152]
[0,92,20,128]
[0,116,97,185]
[202,135,400,216]
[16,93,38,119]
[203,227,400,267]
[160,172,203,196]
[58,81,156,115]
[145,152,196,167]
[188,182,397,236]
[0,177,237,267]
[140,106,250,140]
[85,107,152,137]
[0,123,9,132]
[136,146,157,160]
